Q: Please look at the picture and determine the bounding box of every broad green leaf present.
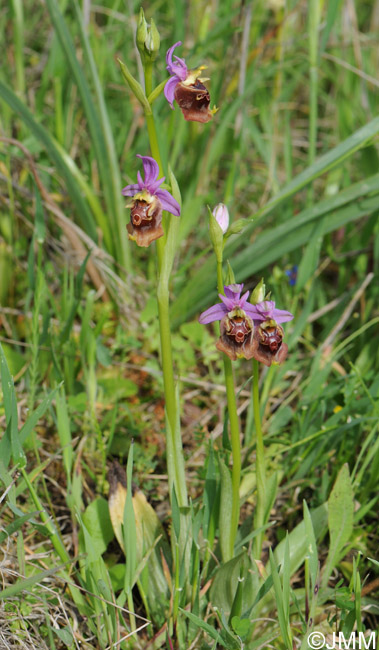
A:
[218,457,233,562]
[178,608,229,648]
[203,444,219,544]
[303,501,318,590]
[0,344,19,467]
[322,464,354,588]
[242,573,274,618]
[274,503,328,577]
[269,549,292,649]
[231,616,250,640]
[209,550,255,617]
[82,497,114,557]
[51,627,74,647]
[124,444,137,594]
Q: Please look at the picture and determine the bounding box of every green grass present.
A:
[0,0,378,648]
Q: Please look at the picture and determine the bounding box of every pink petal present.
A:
[212,203,229,233]
[155,188,181,216]
[164,76,179,108]
[199,303,227,324]
[219,294,235,311]
[166,41,182,68]
[137,170,144,188]
[239,290,250,308]
[121,183,139,196]
[149,176,165,194]
[259,300,275,314]
[273,309,294,324]
[136,155,159,186]
[166,42,187,79]
[224,284,243,300]
[244,304,262,319]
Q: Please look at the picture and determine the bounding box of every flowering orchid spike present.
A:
[122,155,180,247]
[164,42,215,123]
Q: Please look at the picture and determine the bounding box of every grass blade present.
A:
[322,464,354,589]
[0,80,97,239]
[43,0,127,266]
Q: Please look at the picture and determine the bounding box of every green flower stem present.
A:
[252,359,266,559]
[217,260,241,558]
[143,62,187,508]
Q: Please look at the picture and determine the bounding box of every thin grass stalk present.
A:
[308,0,321,203]
[20,468,71,564]
[44,0,124,263]
[216,260,241,559]
[72,0,131,271]
[11,0,25,97]
[252,359,266,560]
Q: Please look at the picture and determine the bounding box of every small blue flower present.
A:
[285,265,298,286]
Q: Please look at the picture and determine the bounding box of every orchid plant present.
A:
[116,11,295,645]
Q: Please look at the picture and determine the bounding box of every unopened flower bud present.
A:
[250,278,266,305]
[136,8,148,52]
[225,261,236,285]
[145,18,160,60]
[212,203,229,234]
[136,10,161,62]
[208,206,223,261]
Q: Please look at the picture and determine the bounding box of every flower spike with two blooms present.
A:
[164,42,217,123]
[122,155,180,247]
[199,286,294,365]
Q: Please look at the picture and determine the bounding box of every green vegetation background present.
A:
[0,0,378,647]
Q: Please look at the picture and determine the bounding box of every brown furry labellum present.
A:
[216,313,255,360]
[127,197,163,247]
[174,79,213,123]
[251,319,288,366]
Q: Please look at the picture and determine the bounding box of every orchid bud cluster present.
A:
[136,9,160,62]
